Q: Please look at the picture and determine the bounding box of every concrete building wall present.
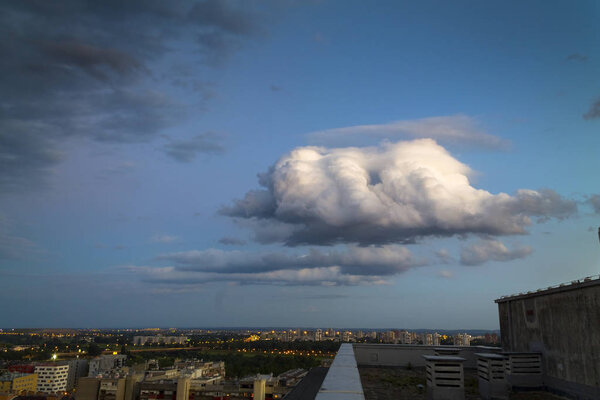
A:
[252,379,265,400]
[76,377,101,400]
[67,359,88,390]
[77,375,141,400]
[496,280,600,399]
[175,378,190,400]
[124,375,142,400]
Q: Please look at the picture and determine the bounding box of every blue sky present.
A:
[0,0,599,329]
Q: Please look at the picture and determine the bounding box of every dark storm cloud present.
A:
[0,0,261,190]
[221,140,577,246]
[163,133,225,162]
[583,98,600,120]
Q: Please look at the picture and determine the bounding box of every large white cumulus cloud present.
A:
[222,139,576,245]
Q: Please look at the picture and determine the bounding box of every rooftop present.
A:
[358,366,567,400]
[299,342,575,400]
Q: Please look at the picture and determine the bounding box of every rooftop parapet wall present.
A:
[315,343,364,400]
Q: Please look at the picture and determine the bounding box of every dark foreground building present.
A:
[495,275,600,399]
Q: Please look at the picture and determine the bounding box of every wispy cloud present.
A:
[124,245,423,287]
[313,32,328,44]
[219,237,247,246]
[97,162,136,180]
[586,194,600,214]
[152,235,180,244]
[435,249,454,264]
[158,245,423,276]
[127,264,389,287]
[306,115,510,150]
[583,98,600,120]
[163,133,226,162]
[0,214,37,260]
[566,53,588,63]
[437,270,454,279]
[460,239,532,266]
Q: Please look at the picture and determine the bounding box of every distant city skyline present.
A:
[0,0,599,329]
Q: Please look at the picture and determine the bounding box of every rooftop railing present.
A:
[496,274,600,301]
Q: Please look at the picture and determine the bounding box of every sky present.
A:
[0,0,599,329]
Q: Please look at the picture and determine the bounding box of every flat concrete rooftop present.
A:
[358,366,568,400]
[302,343,572,400]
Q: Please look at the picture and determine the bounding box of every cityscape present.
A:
[0,326,500,399]
[1,0,599,400]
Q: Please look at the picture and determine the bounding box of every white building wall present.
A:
[35,364,70,393]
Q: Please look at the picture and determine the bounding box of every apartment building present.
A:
[35,364,70,393]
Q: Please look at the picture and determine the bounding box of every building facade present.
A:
[89,355,127,377]
[314,329,322,342]
[496,276,600,399]
[453,333,471,346]
[35,364,70,394]
[0,373,38,393]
